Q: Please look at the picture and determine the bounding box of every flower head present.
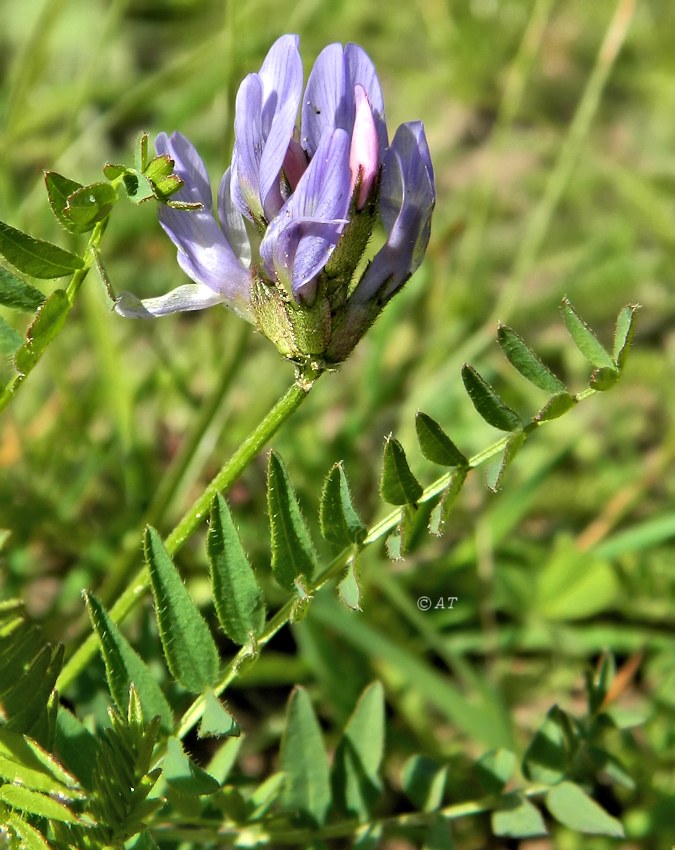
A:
[115,35,435,365]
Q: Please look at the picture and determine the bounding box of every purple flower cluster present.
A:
[116,35,435,363]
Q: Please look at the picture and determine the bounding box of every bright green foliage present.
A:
[497,324,567,394]
[522,705,576,785]
[14,290,71,374]
[0,266,45,311]
[0,219,83,278]
[199,690,240,738]
[546,781,624,836]
[0,728,83,799]
[85,592,174,731]
[401,755,448,812]
[320,462,367,546]
[0,784,80,823]
[62,182,117,232]
[144,526,219,693]
[332,681,385,821]
[461,364,523,432]
[380,435,423,504]
[267,451,318,591]
[44,171,83,232]
[474,748,517,794]
[415,412,468,467]
[491,793,547,838]
[280,686,331,827]
[164,736,221,796]
[207,493,266,645]
[338,556,362,610]
[561,297,617,371]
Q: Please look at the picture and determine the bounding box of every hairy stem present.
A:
[57,362,323,691]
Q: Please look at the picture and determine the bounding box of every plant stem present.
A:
[56,362,323,692]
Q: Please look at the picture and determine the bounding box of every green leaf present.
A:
[84,592,173,731]
[485,431,525,492]
[44,171,83,232]
[522,705,574,785]
[497,324,567,393]
[198,690,240,738]
[613,304,639,371]
[546,781,624,836]
[0,219,83,278]
[0,784,79,823]
[475,748,517,793]
[1,642,63,736]
[320,462,367,546]
[380,436,423,505]
[144,527,219,693]
[126,832,161,850]
[415,413,468,467]
[53,706,98,790]
[534,536,618,620]
[267,451,318,591]
[422,817,454,850]
[163,736,221,796]
[492,793,547,838]
[206,735,243,784]
[0,266,45,311]
[561,297,616,369]
[534,392,576,422]
[2,805,51,850]
[429,469,467,536]
[14,290,70,374]
[207,494,266,645]
[332,682,385,821]
[0,315,23,356]
[280,686,331,827]
[461,364,523,431]
[63,182,117,232]
[401,755,447,812]
[0,728,82,798]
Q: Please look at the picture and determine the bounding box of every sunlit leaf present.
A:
[207,494,266,645]
[0,219,83,278]
[268,451,318,592]
[492,793,547,838]
[381,436,423,505]
[198,690,240,739]
[0,784,79,823]
[546,781,624,836]
[461,364,523,432]
[163,736,220,796]
[145,527,219,693]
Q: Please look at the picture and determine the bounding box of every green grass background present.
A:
[1,0,674,846]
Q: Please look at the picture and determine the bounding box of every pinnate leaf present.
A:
[280,686,331,827]
[85,592,173,731]
[561,297,616,370]
[0,219,83,278]
[144,527,219,693]
[381,436,423,505]
[415,412,468,467]
[268,451,318,591]
[207,494,266,645]
[333,681,385,821]
[461,364,523,431]
[0,266,45,311]
[497,324,567,394]
[320,462,367,546]
[546,781,624,836]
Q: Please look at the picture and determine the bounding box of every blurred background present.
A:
[1,0,674,846]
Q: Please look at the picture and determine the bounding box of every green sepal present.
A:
[380,436,423,505]
[461,364,523,432]
[0,219,83,278]
[144,526,220,693]
[415,412,468,467]
[497,324,567,394]
[143,154,174,183]
[320,462,367,547]
[267,451,318,591]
